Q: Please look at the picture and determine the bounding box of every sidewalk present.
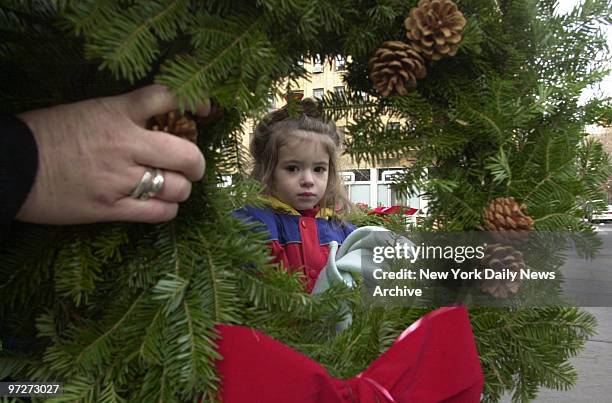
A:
[502,226,612,402]
[534,307,612,402]
[534,227,612,401]
[500,308,612,402]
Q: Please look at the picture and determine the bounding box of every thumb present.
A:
[123,84,211,123]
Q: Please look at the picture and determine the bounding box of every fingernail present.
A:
[195,98,212,117]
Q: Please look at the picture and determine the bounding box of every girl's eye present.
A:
[286,165,298,172]
[314,166,327,173]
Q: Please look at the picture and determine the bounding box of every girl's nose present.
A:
[300,171,314,187]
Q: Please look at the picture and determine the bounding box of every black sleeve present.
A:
[0,115,39,239]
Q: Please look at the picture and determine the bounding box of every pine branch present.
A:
[75,292,145,368]
[2,1,610,401]
[158,14,266,110]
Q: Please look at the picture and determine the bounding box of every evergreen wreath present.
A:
[1,1,611,402]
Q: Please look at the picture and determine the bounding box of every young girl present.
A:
[234,98,355,292]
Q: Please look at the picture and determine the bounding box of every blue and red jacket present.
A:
[235,197,355,292]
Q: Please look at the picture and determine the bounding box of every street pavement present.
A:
[531,307,612,402]
[503,223,612,402]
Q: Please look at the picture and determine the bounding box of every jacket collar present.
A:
[265,196,334,218]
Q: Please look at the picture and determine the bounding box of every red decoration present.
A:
[215,306,483,402]
[368,205,419,216]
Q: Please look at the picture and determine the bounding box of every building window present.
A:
[334,86,345,97]
[376,184,409,206]
[313,88,324,100]
[391,186,409,206]
[378,169,406,207]
[353,169,370,181]
[358,91,370,102]
[349,184,371,205]
[340,168,426,210]
[335,56,346,71]
[379,169,404,182]
[312,54,323,73]
[341,169,372,206]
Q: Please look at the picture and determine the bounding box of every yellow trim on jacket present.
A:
[264,196,335,218]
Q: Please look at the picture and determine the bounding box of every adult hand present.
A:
[16,84,210,224]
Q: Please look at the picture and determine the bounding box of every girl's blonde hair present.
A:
[250,98,350,213]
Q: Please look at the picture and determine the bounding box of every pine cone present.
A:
[369,40,427,97]
[479,243,524,299]
[482,197,534,245]
[404,0,466,61]
[148,110,198,143]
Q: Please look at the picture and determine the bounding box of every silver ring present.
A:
[141,168,165,200]
[131,168,165,200]
[130,168,154,199]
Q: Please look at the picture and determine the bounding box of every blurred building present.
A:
[588,125,612,203]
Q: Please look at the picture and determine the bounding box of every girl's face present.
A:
[272,134,330,210]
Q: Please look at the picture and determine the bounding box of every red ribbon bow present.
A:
[215,306,483,402]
